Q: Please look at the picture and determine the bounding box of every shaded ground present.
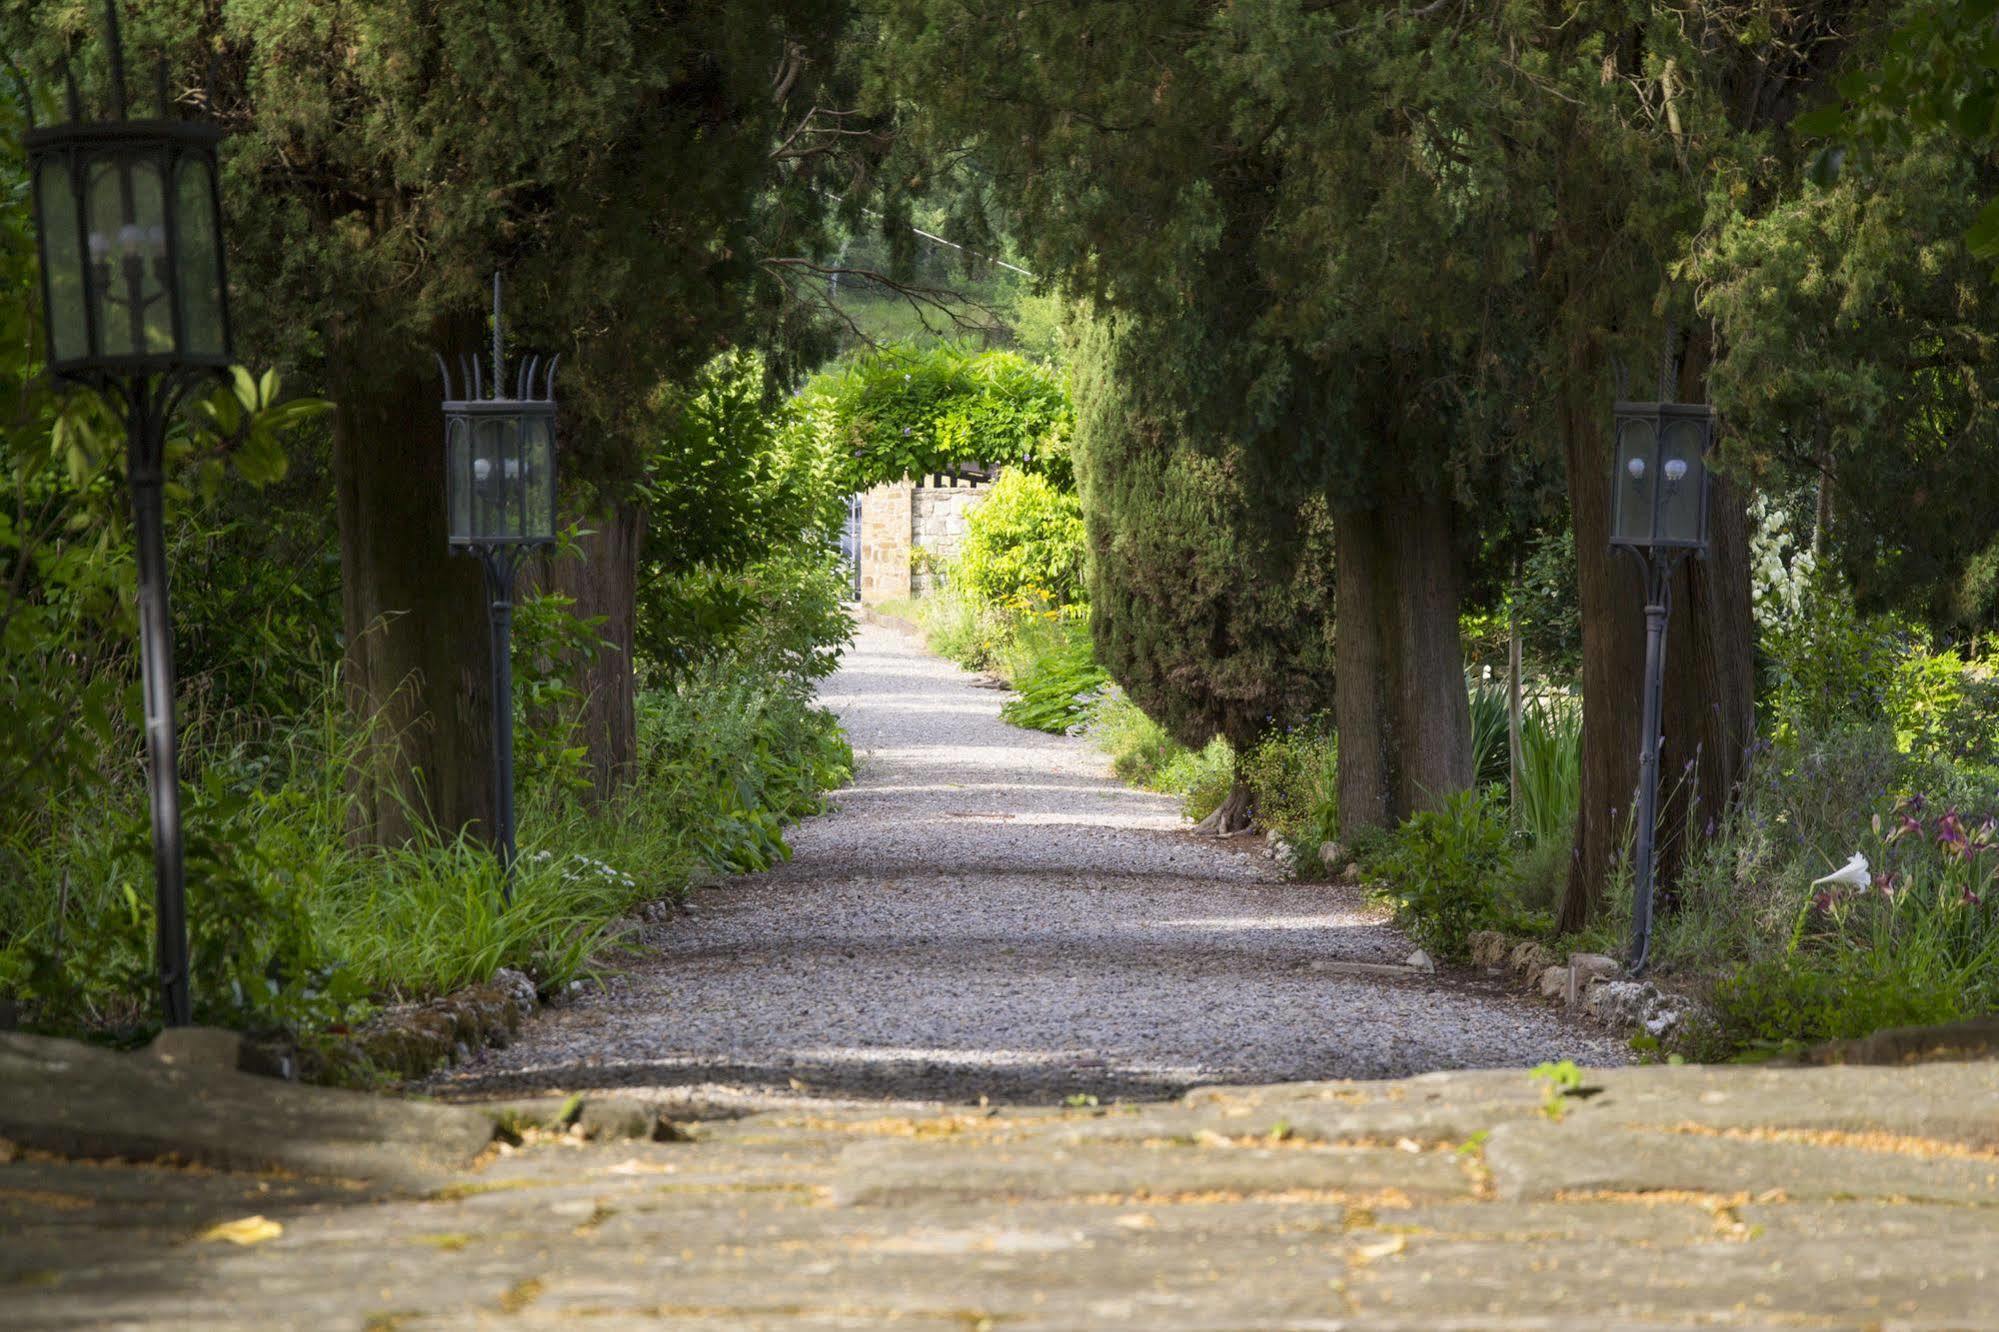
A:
[429,618,1625,1105]
[6,1051,1997,1328]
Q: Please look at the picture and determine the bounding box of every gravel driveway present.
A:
[435,617,1626,1104]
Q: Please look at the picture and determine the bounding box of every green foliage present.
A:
[1516,528,1582,679]
[812,343,1073,492]
[1072,317,1339,756]
[1698,136,1999,629]
[1516,697,1583,847]
[638,356,853,684]
[1239,722,1339,863]
[1468,683,1512,791]
[1761,569,1906,745]
[1700,953,1964,1058]
[1371,789,1532,961]
[999,620,1109,735]
[1,645,851,1039]
[1801,0,1999,260]
[1890,648,1999,770]
[955,470,1088,613]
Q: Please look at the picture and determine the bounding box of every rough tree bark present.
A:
[1335,498,1474,836]
[329,331,496,848]
[1559,335,1756,931]
[548,497,643,802]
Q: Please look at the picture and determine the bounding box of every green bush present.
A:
[0,644,852,1041]
[811,342,1073,491]
[1000,619,1109,734]
[955,469,1088,612]
[1762,569,1905,745]
[1371,789,1529,960]
[1699,952,1964,1058]
[1240,721,1338,864]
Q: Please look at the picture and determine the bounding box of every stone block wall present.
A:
[855,475,993,604]
[857,481,912,605]
[910,483,990,595]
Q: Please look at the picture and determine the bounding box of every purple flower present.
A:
[1961,886,1983,907]
[1937,809,1969,856]
[1873,871,1902,899]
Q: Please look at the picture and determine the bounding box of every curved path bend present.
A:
[436,617,1624,1104]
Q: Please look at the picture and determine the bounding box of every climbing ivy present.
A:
[810,343,1072,492]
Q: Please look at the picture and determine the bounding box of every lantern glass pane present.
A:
[446,416,472,542]
[521,414,555,541]
[1657,416,1707,545]
[87,154,173,358]
[1611,416,1657,546]
[173,156,227,358]
[35,159,90,364]
[471,416,521,541]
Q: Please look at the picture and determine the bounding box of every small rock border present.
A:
[1465,929,1699,1045]
[291,967,559,1086]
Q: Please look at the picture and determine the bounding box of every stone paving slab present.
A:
[0,1032,494,1192]
[6,1060,1998,1329]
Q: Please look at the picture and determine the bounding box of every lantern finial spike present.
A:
[104,0,128,119]
[491,272,503,401]
[1658,316,1678,404]
[435,354,453,401]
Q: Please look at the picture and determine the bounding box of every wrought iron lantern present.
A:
[26,27,230,381]
[1611,402,1714,553]
[1609,399,1715,976]
[438,275,558,901]
[21,4,234,1027]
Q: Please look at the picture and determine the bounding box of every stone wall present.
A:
[857,481,912,605]
[855,476,993,603]
[910,483,990,595]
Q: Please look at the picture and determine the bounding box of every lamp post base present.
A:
[1625,549,1686,977]
[475,545,536,906]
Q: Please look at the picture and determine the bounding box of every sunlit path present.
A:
[433,618,1624,1104]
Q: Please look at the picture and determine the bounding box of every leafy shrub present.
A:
[1371,789,1528,959]
[1762,569,1905,744]
[1699,952,1963,1057]
[1890,647,1999,768]
[955,470,1088,613]
[1000,619,1108,734]
[638,355,851,684]
[812,342,1073,491]
[1240,721,1338,863]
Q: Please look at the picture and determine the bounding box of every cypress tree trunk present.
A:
[550,497,643,802]
[330,339,496,848]
[1558,336,1755,931]
[1336,498,1473,835]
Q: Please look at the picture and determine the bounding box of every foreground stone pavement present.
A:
[6,1057,1997,1329]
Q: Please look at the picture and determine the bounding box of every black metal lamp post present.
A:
[438,276,558,903]
[1609,398,1714,975]
[24,6,234,1027]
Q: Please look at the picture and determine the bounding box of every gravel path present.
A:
[435,617,1626,1104]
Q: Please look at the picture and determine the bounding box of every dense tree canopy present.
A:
[4,0,873,843]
